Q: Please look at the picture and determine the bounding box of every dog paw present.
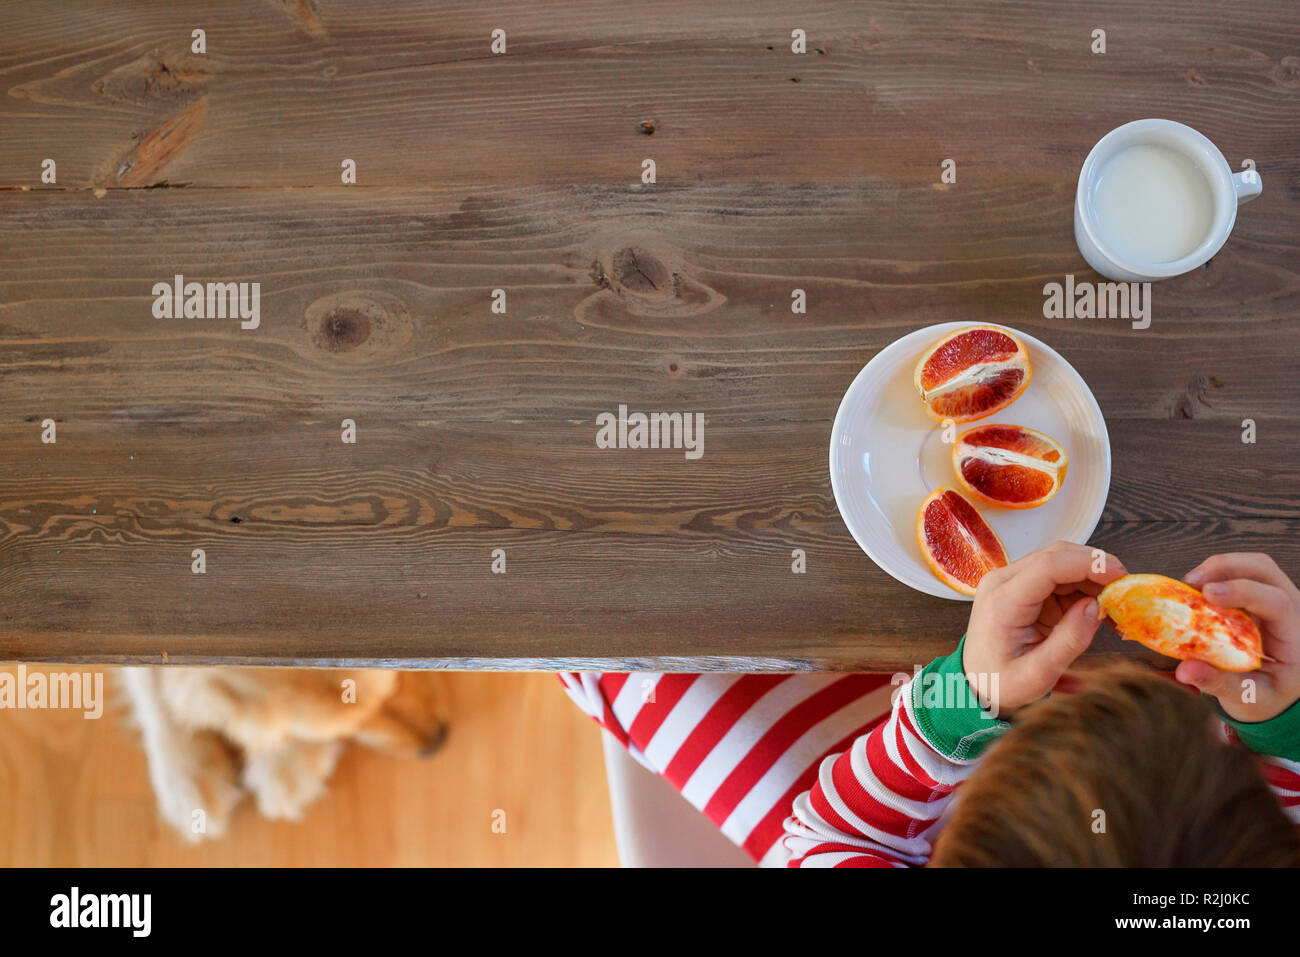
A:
[149,731,245,842]
[243,740,343,820]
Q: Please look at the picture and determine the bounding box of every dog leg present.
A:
[241,738,343,820]
[118,668,245,842]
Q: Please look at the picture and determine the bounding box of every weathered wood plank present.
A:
[1,1,1297,188]
[3,515,1297,670]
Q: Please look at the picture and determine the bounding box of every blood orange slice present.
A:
[953,424,1068,509]
[913,325,1031,422]
[916,487,1009,596]
[1097,574,1263,672]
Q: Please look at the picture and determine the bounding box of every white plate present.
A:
[829,322,1111,601]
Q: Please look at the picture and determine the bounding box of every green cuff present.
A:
[911,635,1010,762]
[1218,696,1300,761]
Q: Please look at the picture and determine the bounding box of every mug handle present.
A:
[1232,168,1263,204]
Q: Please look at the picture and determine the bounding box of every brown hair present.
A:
[930,661,1300,867]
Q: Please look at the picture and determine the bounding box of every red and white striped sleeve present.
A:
[1257,755,1300,824]
[1218,718,1300,826]
[781,671,986,868]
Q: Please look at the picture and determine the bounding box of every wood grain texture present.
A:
[1,1,1298,669]
[0,669,618,866]
[2,1,1298,188]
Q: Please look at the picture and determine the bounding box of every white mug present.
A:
[1074,118,1261,281]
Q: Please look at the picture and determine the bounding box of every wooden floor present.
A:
[0,668,618,866]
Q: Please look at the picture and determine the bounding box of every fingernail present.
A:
[1084,599,1099,621]
[1204,582,1227,598]
[1185,569,1205,586]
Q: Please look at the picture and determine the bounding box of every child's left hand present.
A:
[1180,553,1300,722]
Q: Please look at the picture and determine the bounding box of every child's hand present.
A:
[965,541,1127,716]
[1179,554,1300,722]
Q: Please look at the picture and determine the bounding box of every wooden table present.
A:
[2,1,1297,671]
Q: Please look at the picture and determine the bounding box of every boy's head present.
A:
[930,662,1300,867]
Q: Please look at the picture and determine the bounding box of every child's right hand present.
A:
[1180,553,1300,722]
[965,541,1127,716]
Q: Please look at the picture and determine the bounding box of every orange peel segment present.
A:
[1096,573,1264,672]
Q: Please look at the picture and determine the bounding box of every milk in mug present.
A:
[1091,143,1215,264]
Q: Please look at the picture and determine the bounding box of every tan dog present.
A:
[120,668,447,841]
